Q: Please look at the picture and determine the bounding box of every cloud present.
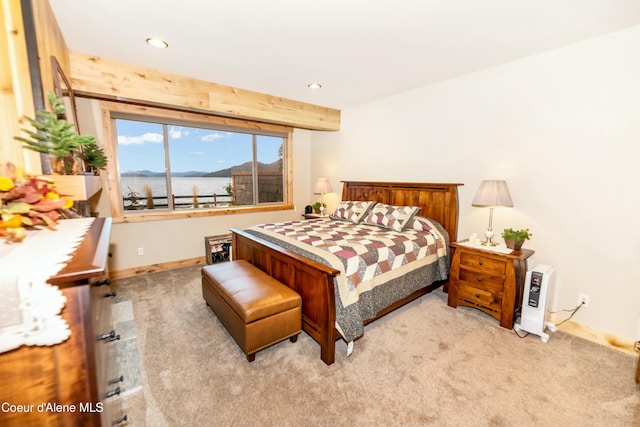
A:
[118,132,163,145]
[200,132,227,142]
[169,126,185,139]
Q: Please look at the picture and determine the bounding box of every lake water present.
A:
[121,176,233,208]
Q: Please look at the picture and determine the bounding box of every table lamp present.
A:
[313,178,333,216]
[472,180,513,246]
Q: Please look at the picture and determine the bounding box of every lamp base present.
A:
[481,229,497,246]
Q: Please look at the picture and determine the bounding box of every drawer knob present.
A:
[105,387,121,399]
[109,375,124,385]
[478,261,484,266]
[113,415,128,425]
[104,291,117,298]
[92,278,110,287]
[97,330,120,342]
[476,277,482,282]
[475,294,480,298]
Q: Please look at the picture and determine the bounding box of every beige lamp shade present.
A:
[472,180,513,246]
[313,178,332,217]
[472,180,513,208]
[314,178,333,194]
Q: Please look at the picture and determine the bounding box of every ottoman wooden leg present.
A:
[290,334,298,343]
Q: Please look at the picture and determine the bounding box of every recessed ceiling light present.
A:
[146,37,168,49]
[307,83,322,89]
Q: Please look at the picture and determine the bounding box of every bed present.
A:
[230,181,462,365]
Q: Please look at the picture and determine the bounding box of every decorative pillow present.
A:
[330,201,375,224]
[362,203,421,232]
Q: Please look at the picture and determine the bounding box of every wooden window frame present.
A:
[100,101,294,223]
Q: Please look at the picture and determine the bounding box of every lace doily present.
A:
[0,217,95,353]
[457,239,514,254]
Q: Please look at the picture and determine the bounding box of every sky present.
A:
[115,119,282,173]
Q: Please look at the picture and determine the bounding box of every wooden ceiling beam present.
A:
[68,51,340,131]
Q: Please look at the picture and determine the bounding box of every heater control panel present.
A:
[527,271,544,308]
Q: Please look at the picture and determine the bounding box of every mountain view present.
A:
[121,160,282,178]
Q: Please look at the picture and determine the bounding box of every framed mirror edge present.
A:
[50,55,80,134]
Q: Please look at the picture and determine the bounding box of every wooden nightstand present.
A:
[302,213,324,219]
[447,241,534,328]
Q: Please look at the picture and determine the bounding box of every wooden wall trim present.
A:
[108,256,205,280]
[549,314,637,357]
[1,0,40,172]
[68,51,341,131]
[32,0,71,98]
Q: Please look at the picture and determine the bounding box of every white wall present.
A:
[310,26,640,342]
[76,96,313,272]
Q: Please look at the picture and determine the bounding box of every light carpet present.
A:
[112,265,639,427]
[112,293,143,397]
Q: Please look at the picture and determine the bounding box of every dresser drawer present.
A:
[457,283,502,317]
[459,252,506,275]
[92,288,112,338]
[458,269,505,295]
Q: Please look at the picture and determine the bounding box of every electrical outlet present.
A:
[137,247,144,256]
[578,293,590,308]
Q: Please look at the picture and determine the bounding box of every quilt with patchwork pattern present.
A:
[246,216,450,342]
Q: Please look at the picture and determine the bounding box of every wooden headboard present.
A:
[341,181,463,241]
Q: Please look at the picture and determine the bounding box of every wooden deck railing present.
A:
[123,193,233,210]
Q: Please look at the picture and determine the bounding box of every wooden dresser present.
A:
[447,241,534,328]
[0,218,127,426]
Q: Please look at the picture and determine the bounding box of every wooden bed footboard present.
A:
[231,228,341,364]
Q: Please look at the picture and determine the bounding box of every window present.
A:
[101,102,293,221]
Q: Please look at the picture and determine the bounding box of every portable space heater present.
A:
[514,264,557,342]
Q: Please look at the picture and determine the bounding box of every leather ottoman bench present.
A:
[202,260,301,362]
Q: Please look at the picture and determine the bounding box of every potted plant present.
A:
[15,91,96,175]
[82,141,108,175]
[501,228,532,251]
[312,201,325,214]
[14,91,104,202]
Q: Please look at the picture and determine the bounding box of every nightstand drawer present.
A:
[458,270,505,295]
[459,252,506,275]
[457,284,502,316]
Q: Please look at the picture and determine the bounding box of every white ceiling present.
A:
[48,0,640,110]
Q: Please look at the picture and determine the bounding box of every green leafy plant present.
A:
[501,228,532,243]
[14,91,96,175]
[223,181,234,205]
[312,201,326,214]
[82,141,108,174]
